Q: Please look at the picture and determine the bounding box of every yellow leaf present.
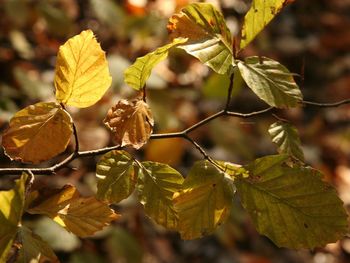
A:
[174,161,234,239]
[0,173,27,262]
[2,102,72,164]
[27,185,119,237]
[54,29,112,108]
[104,98,154,149]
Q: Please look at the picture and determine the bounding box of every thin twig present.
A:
[225,73,235,111]
[302,99,350,108]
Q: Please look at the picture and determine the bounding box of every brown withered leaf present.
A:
[27,185,119,238]
[104,98,154,149]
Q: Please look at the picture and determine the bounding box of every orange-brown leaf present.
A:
[104,98,154,149]
[2,102,72,164]
[27,185,119,237]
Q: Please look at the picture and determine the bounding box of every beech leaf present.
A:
[236,155,348,249]
[240,0,295,49]
[124,38,187,90]
[16,226,58,263]
[174,161,234,239]
[0,173,27,262]
[167,3,233,74]
[237,56,302,108]
[2,102,72,164]
[96,150,137,203]
[269,121,304,162]
[138,162,184,230]
[27,185,119,237]
[104,98,154,149]
[54,29,112,108]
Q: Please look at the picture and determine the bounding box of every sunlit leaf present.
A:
[168,3,233,74]
[138,162,184,230]
[240,0,295,49]
[0,173,27,262]
[104,98,154,149]
[16,226,58,263]
[269,121,304,162]
[237,56,302,108]
[2,102,72,164]
[96,150,137,203]
[124,38,187,90]
[27,185,119,237]
[54,30,112,108]
[236,155,348,249]
[174,161,234,239]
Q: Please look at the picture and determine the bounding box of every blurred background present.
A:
[0,0,349,262]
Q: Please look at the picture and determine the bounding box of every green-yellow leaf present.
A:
[16,226,58,263]
[0,173,27,262]
[237,56,302,108]
[236,155,348,249]
[2,102,72,164]
[27,185,119,237]
[96,150,137,203]
[174,161,234,239]
[269,121,304,162]
[138,162,184,230]
[54,29,112,108]
[104,98,154,149]
[240,0,294,49]
[124,38,187,90]
[167,3,233,74]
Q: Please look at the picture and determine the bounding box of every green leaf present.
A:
[269,121,304,162]
[236,155,348,249]
[0,172,27,262]
[137,162,184,230]
[124,38,187,90]
[96,150,137,203]
[167,3,233,74]
[237,56,302,108]
[16,226,58,263]
[174,161,234,239]
[240,0,294,49]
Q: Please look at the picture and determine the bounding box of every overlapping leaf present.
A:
[2,102,72,164]
[167,3,233,74]
[16,226,58,263]
[174,161,234,239]
[124,38,187,90]
[96,150,137,203]
[27,185,119,237]
[54,29,112,108]
[240,0,295,49]
[138,162,184,230]
[269,121,304,162]
[236,155,348,248]
[104,98,154,149]
[0,173,27,262]
[237,56,302,108]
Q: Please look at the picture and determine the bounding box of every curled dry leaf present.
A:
[104,98,154,149]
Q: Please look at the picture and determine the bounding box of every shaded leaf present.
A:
[2,102,72,164]
[16,226,58,263]
[236,155,348,249]
[168,3,233,74]
[269,121,304,162]
[124,38,187,90]
[27,185,119,237]
[237,56,302,108]
[174,161,234,239]
[104,98,154,149]
[54,30,112,108]
[0,173,27,262]
[138,162,184,230]
[240,0,294,49]
[96,150,137,203]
